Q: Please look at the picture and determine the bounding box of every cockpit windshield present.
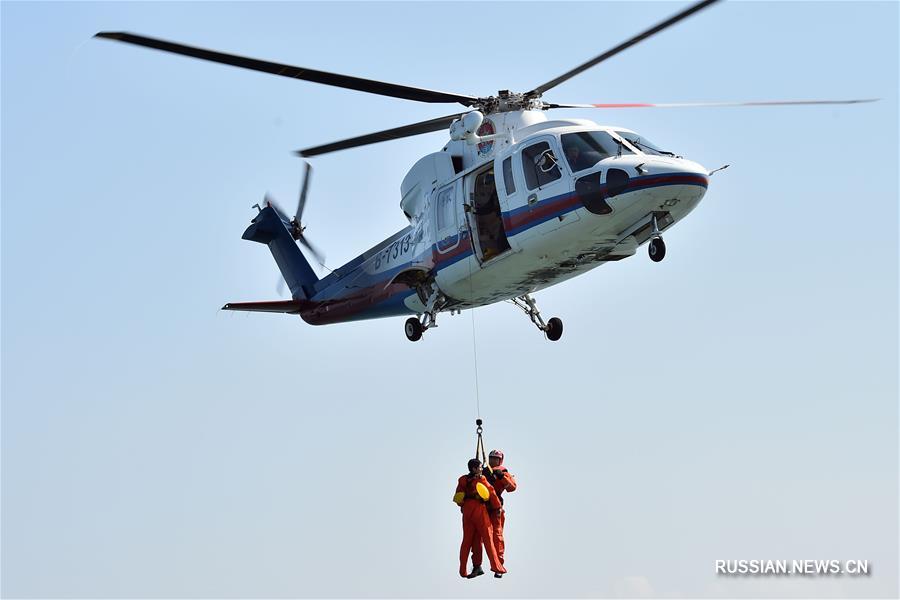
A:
[614,131,674,157]
[561,131,632,173]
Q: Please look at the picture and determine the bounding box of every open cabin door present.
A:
[464,164,511,264]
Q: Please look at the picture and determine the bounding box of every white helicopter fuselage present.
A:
[392,110,709,313]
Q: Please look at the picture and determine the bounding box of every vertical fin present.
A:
[242,206,318,299]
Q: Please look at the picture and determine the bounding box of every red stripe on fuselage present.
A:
[504,193,577,233]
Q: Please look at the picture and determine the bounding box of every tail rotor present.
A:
[264,161,325,297]
[263,161,326,266]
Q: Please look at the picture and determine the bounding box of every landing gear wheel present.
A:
[404,317,423,342]
[545,317,563,341]
[649,237,666,262]
[510,294,562,341]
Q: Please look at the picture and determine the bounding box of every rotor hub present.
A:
[477,91,544,115]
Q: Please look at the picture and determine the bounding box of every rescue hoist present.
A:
[475,418,486,466]
[454,418,492,506]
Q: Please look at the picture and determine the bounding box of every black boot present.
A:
[467,565,485,579]
[494,572,503,578]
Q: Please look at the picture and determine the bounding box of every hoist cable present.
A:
[465,220,481,421]
[471,307,481,420]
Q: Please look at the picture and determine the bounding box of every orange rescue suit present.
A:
[455,473,506,577]
[472,466,517,568]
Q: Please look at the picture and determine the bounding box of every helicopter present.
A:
[95,0,875,342]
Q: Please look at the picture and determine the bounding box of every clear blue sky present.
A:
[2,1,897,598]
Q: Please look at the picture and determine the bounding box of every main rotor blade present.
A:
[546,98,880,109]
[295,161,312,223]
[526,0,720,98]
[296,112,466,157]
[94,32,479,106]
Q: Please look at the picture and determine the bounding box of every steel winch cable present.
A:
[465,229,482,421]
[466,210,489,467]
[470,308,481,420]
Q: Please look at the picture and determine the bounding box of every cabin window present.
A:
[502,157,516,195]
[521,141,561,190]
[614,131,673,157]
[561,131,632,172]
[435,185,456,231]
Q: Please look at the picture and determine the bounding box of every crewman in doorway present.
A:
[472,449,517,575]
[469,170,510,262]
[454,458,506,579]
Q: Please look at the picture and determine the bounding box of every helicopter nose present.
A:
[685,162,709,195]
[655,158,709,194]
[681,159,710,183]
[627,158,710,213]
[636,158,709,200]
[662,159,709,207]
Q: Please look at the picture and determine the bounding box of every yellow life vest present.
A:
[475,482,490,501]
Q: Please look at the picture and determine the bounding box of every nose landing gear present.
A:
[648,214,666,262]
[649,237,666,262]
[510,294,563,341]
[545,316,564,341]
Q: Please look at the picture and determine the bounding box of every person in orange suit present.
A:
[472,449,517,576]
[454,458,506,579]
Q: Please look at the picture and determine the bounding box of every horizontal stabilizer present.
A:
[221,299,311,314]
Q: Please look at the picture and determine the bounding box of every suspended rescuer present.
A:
[453,458,506,579]
[472,449,517,573]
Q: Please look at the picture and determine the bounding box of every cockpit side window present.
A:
[502,156,516,195]
[521,141,561,190]
[561,131,630,172]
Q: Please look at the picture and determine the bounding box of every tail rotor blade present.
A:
[298,236,326,266]
[266,193,291,229]
[264,193,290,224]
[295,161,312,223]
